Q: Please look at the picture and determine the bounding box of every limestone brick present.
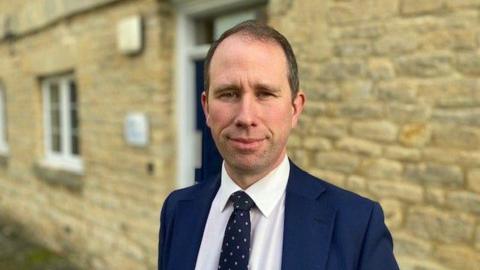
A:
[302,137,332,151]
[405,163,464,187]
[476,225,480,250]
[435,245,480,270]
[467,169,480,193]
[334,39,372,57]
[327,0,398,25]
[400,0,444,15]
[330,102,384,119]
[315,151,360,174]
[431,124,480,150]
[387,103,431,123]
[307,82,340,102]
[384,145,421,162]
[399,123,432,147]
[396,258,449,270]
[377,80,418,103]
[367,58,395,81]
[456,53,480,75]
[352,120,398,142]
[317,59,367,81]
[310,118,349,139]
[394,232,433,257]
[446,191,480,214]
[394,53,453,78]
[368,181,423,203]
[373,32,418,55]
[432,108,480,127]
[406,207,476,244]
[360,158,403,179]
[425,188,446,206]
[335,137,382,157]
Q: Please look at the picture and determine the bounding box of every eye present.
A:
[217,90,239,100]
[257,91,276,99]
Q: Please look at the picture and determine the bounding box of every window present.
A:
[42,74,82,172]
[0,84,8,154]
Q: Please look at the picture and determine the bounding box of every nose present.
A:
[234,94,257,128]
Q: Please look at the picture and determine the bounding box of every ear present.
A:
[201,91,210,127]
[291,90,306,128]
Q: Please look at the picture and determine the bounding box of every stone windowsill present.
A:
[33,162,84,192]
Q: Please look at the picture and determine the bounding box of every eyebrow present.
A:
[211,82,281,93]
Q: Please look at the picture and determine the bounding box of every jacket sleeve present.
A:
[357,202,400,270]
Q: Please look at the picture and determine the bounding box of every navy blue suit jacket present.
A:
[158,161,399,270]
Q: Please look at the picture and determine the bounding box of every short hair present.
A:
[203,20,299,98]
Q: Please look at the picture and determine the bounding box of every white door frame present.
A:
[173,0,267,188]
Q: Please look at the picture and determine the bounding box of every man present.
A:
[158,21,399,270]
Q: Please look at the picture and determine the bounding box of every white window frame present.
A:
[0,84,8,155]
[173,0,266,188]
[41,74,83,173]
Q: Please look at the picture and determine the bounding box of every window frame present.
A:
[41,74,82,172]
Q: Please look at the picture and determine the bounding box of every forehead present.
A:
[209,34,289,82]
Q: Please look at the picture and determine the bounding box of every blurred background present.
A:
[0,0,479,269]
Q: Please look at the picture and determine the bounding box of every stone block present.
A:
[384,146,421,162]
[307,83,340,102]
[467,169,480,193]
[435,245,480,270]
[432,108,480,127]
[399,123,432,147]
[334,39,372,57]
[387,103,431,123]
[333,24,385,39]
[368,180,423,203]
[303,101,327,117]
[303,137,332,151]
[330,102,383,119]
[317,59,367,81]
[379,199,403,229]
[315,151,360,174]
[310,119,349,138]
[418,79,480,108]
[360,158,403,179]
[446,191,480,214]
[373,32,418,55]
[431,124,480,150]
[352,120,398,142]
[339,80,374,101]
[367,58,395,81]
[328,0,398,25]
[394,232,433,257]
[476,225,480,250]
[406,207,476,243]
[377,81,418,103]
[395,53,453,78]
[405,163,464,187]
[335,137,382,157]
[445,0,480,8]
[400,0,444,15]
[425,188,446,206]
[456,53,480,75]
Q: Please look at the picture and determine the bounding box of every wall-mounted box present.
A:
[116,15,143,55]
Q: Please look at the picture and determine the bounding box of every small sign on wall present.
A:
[124,112,149,147]
[117,15,143,55]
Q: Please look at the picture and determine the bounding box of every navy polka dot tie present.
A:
[218,191,255,270]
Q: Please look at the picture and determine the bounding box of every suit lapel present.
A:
[169,177,220,270]
[281,162,337,270]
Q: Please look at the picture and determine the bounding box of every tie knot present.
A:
[230,191,255,211]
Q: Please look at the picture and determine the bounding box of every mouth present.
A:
[227,137,265,151]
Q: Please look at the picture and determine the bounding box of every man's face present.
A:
[201,34,305,178]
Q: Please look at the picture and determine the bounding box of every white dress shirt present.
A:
[194,155,290,270]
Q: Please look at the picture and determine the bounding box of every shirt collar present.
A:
[217,155,290,218]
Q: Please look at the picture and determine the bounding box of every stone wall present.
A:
[1,0,480,269]
[0,0,175,269]
[272,0,480,269]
